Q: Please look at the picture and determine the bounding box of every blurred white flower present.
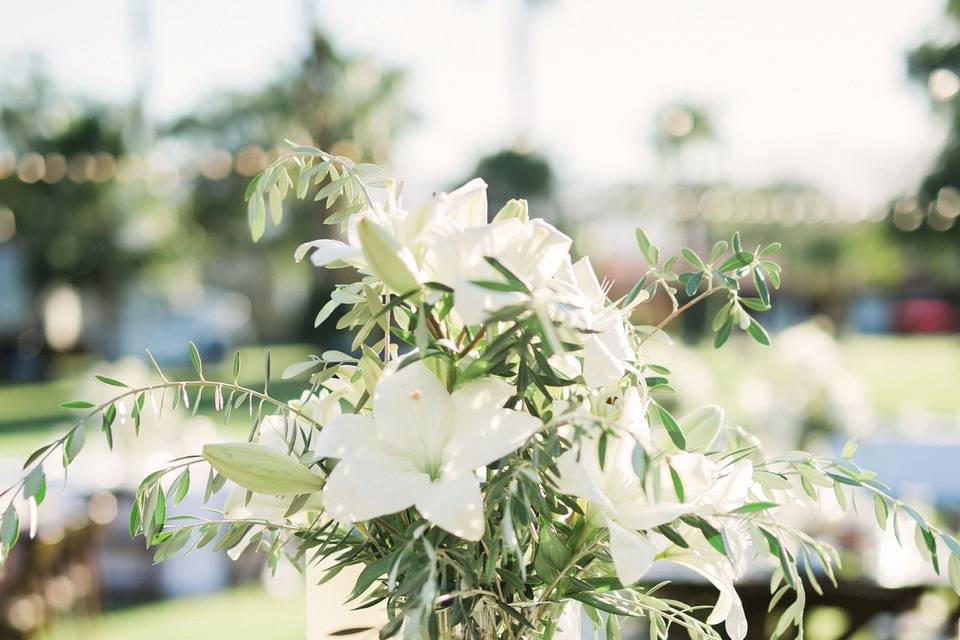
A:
[314,362,541,540]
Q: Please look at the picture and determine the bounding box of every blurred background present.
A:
[2,0,960,638]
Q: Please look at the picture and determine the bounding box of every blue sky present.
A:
[1,0,950,207]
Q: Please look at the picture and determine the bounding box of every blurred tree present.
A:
[465,148,553,214]
[895,2,960,273]
[167,32,408,343]
[0,73,149,368]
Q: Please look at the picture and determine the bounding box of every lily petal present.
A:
[294,239,363,267]
[554,449,616,513]
[323,452,429,523]
[572,257,605,301]
[373,362,453,461]
[415,473,485,541]
[313,414,377,459]
[445,405,541,472]
[582,333,626,388]
[451,377,514,409]
[439,178,488,228]
[605,517,655,585]
[671,555,747,640]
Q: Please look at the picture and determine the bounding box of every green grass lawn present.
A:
[838,335,960,415]
[37,585,304,640]
[0,344,315,456]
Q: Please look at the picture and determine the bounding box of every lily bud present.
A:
[492,198,529,223]
[203,442,324,495]
[356,217,421,294]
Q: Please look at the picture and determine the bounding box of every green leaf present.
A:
[188,342,204,378]
[655,404,686,450]
[22,445,52,469]
[738,297,770,312]
[873,494,889,530]
[379,616,404,640]
[680,248,705,270]
[714,316,734,348]
[746,318,770,346]
[23,465,46,505]
[153,527,192,564]
[281,359,322,380]
[169,468,191,505]
[268,184,283,225]
[128,496,141,538]
[759,528,794,589]
[95,374,128,388]
[833,481,847,511]
[718,253,752,272]
[1,505,20,551]
[634,229,659,266]
[314,175,349,204]
[681,516,725,555]
[243,173,262,201]
[949,554,960,596]
[732,501,779,514]
[709,240,728,262]
[349,551,399,600]
[760,242,782,256]
[841,437,858,459]
[248,194,266,241]
[920,525,940,573]
[669,465,685,502]
[64,425,85,465]
[624,276,648,307]
[753,266,770,307]
[535,524,572,582]
[684,271,704,297]
[195,523,220,549]
[483,256,530,292]
[102,403,117,450]
[655,524,689,549]
[61,400,95,409]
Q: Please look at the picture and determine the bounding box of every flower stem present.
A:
[637,286,721,347]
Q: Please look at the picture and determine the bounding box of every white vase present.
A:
[552,603,582,639]
[306,559,386,640]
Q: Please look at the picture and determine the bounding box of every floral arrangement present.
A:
[2,144,959,640]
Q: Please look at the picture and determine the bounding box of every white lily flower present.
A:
[554,430,686,585]
[295,178,489,275]
[314,362,541,540]
[661,527,749,640]
[557,257,641,388]
[554,406,752,586]
[423,217,572,326]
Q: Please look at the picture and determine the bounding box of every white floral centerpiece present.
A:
[2,144,959,640]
